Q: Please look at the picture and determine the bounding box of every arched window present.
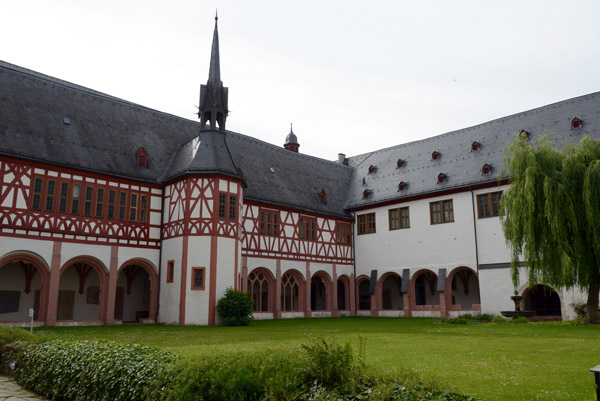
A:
[571,118,582,129]
[136,147,148,168]
[248,270,270,312]
[281,273,300,312]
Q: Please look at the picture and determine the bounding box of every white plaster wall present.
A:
[354,192,477,277]
[214,237,238,325]
[0,237,54,270]
[59,266,100,320]
[310,262,333,281]
[118,246,159,273]
[0,263,43,321]
[158,237,183,324]
[61,243,111,272]
[246,257,277,278]
[281,260,306,279]
[184,236,212,325]
[473,185,512,264]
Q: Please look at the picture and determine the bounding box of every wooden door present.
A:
[57,290,74,320]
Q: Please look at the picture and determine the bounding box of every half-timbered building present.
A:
[0,17,597,325]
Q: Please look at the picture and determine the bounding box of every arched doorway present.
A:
[413,270,439,306]
[380,273,403,310]
[337,276,349,311]
[448,267,480,310]
[58,258,106,322]
[247,268,273,312]
[281,271,302,312]
[0,252,49,323]
[358,277,371,310]
[524,284,562,320]
[311,273,329,311]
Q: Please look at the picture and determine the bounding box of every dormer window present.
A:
[482,164,491,175]
[397,159,404,168]
[363,189,371,199]
[432,151,440,161]
[319,189,326,204]
[398,181,407,191]
[571,117,582,129]
[437,173,446,183]
[471,141,480,151]
[519,130,529,140]
[136,147,148,168]
[368,165,376,174]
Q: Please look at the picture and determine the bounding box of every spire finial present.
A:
[208,11,221,84]
[290,123,293,133]
[215,9,218,21]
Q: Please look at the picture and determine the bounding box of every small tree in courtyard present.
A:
[501,134,600,324]
[216,287,254,326]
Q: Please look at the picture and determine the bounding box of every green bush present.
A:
[16,340,177,401]
[474,313,493,322]
[216,287,254,326]
[492,316,506,323]
[0,325,36,346]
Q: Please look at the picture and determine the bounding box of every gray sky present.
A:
[3,0,600,160]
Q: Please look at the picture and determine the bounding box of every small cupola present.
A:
[571,117,582,129]
[284,123,300,153]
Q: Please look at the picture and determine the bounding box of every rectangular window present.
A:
[191,267,205,290]
[95,188,104,218]
[477,191,502,218]
[59,182,69,213]
[83,186,93,217]
[300,217,316,241]
[166,260,174,283]
[118,192,127,220]
[107,189,116,219]
[130,193,138,222]
[45,180,56,212]
[31,177,43,210]
[357,213,376,235]
[140,194,148,223]
[71,184,81,215]
[218,193,226,218]
[229,195,237,220]
[430,199,454,224]
[336,222,352,244]
[260,210,279,236]
[389,207,410,230]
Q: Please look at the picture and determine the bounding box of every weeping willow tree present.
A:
[501,134,600,324]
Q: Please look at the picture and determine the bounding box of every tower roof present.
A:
[208,13,221,85]
[285,124,298,145]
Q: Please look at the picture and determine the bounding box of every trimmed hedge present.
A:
[16,340,178,401]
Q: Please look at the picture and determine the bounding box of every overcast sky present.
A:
[3,0,600,160]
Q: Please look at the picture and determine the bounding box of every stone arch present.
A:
[116,258,159,322]
[446,266,481,312]
[0,251,51,322]
[311,271,331,311]
[357,275,371,310]
[521,284,563,321]
[336,275,350,311]
[410,269,440,307]
[378,272,403,310]
[281,269,304,312]
[58,256,108,322]
[247,267,275,313]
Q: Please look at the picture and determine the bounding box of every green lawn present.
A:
[35,318,600,401]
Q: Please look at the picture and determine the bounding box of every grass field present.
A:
[35,318,600,401]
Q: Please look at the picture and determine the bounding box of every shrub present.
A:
[0,325,36,346]
[492,316,506,323]
[474,313,494,322]
[216,287,254,326]
[16,340,177,401]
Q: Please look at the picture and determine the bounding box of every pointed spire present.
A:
[284,123,300,153]
[208,10,221,84]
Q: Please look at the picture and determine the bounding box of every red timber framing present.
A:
[0,157,161,248]
[162,175,243,326]
[241,201,353,264]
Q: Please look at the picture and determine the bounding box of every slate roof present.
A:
[0,60,353,219]
[345,91,600,209]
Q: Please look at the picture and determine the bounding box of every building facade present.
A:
[0,19,595,326]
